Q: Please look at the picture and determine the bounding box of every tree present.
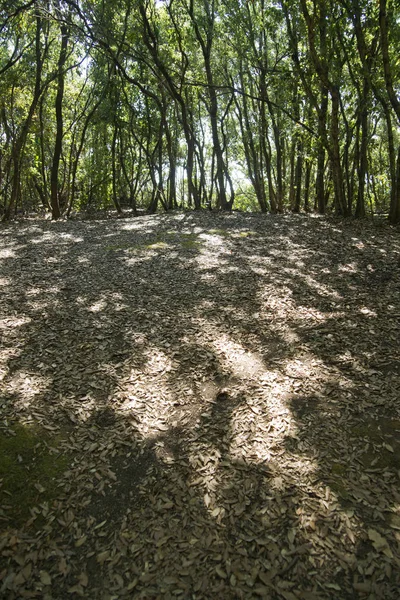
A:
[50,1,71,220]
[0,0,398,218]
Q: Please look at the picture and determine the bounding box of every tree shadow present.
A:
[0,213,399,599]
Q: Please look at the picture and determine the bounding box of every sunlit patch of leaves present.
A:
[0,213,399,599]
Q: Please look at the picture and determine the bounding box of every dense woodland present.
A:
[1,0,400,222]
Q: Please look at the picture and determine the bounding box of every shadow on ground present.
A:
[0,212,399,599]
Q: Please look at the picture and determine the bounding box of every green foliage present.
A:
[233,189,260,213]
[0,0,399,220]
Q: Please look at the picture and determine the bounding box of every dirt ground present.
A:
[0,212,399,599]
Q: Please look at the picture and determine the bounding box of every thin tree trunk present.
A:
[293,141,303,213]
[50,17,69,220]
[391,146,400,224]
[111,125,122,214]
[330,85,347,215]
[355,83,368,218]
[379,0,400,124]
[316,87,328,213]
[3,13,43,221]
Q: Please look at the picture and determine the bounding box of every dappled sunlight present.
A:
[0,214,399,598]
[0,315,31,329]
[0,316,32,382]
[195,252,227,270]
[301,273,344,300]
[359,306,378,317]
[5,371,52,410]
[283,357,318,380]
[292,305,329,322]
[142,347,174,376]
[88,299,108,313]
[198,231,231,249]
[115,221,147,233]
[228,349,264,378]
[338,261,360,273]
[0,247,17,259]
[30,231,84,245]
[76,256,91,264]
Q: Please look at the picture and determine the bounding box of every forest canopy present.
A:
[0,0,399,222]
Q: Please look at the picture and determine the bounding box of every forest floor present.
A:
[0,211,400,600]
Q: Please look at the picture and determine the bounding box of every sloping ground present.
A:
[0,212,399,600]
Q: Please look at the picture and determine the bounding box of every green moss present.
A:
[146,241,169,250]
[160,232,200,249]
[360,448,400,470]
[377,418,400,434]
[238,230,257,238]
[331,463,347,476]
[0,423,69,527]
[329,480,350,501]
[180,233,200,249]
[208,228,230,237]
[350,424,373,438]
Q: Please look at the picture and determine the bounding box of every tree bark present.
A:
[50,16,70,220]
[3,12,43,221]
[379,0,400,124]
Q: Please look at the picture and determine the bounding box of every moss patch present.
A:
[0,423,69,527]
[329,479,350,502]
[350,424,374,439]
[179,233,200,249]
[238,230,258,238]
[146,241,169,250]
[359,448,400,470]
[208,228,230,237]
[331,462,347,476]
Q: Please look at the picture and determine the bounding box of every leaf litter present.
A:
[0,212,399,599]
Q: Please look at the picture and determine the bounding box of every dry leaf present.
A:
[58,557,69,576]
[78,572,88,587]
[75,535,87,548]
[96,551,110,564]
[367,528,392,556]
[216,566,227,579]
[39,571,51,586]
[67,584,84,595]
[1,214,399,600]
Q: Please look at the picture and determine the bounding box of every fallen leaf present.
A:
[78,572,88,587]
[39,571,51,586]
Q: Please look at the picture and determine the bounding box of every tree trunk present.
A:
[330,85,347,215]
[304,160,312,212]
[316,86,328,213]
[379,0,400,124]
[50,18,69,220]
[293,141,303,213]
[355,84,368,218]
[389,146,400,225]
[111,125,122,214]
[3,13,43,221]
[139,3,200,209]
